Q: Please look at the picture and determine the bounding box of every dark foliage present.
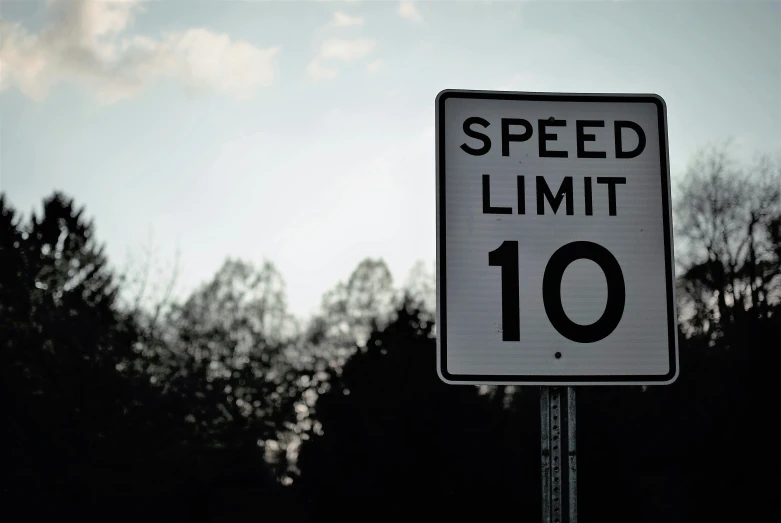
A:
[577,314,779,523]
[294,297,540,521]
[0,194,292,521]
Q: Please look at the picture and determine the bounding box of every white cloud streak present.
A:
[319,38,375,62]
[307,58,340,82]
[0,0,279,104]
[398,1,423,23]
[307,38,376,81]
[330,11,364,27]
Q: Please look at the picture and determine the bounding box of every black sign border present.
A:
[436,89,678,385]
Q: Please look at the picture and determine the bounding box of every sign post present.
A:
[435,90,678,522]
[540,386,577,523]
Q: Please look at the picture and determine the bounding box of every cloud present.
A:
[398,1,423,23]
[307,37,376,81]
[0,0,279,104]
[366,59,382,73]
[307,58,339,82]
[329,11,364,27]
[319,38,375,62]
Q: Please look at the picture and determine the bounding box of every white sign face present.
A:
[436,90,678,386]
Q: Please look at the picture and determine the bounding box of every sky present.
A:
[1,0,779,319]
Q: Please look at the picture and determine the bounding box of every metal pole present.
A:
[567,387,578,523]
[540,387,551,523]
[550,387,562,523]
[541,386,577,523]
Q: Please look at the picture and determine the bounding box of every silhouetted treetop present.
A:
[675,145,781,339]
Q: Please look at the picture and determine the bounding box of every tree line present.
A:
[1,145,779,522]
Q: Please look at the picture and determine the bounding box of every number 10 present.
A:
[488,240,626,344]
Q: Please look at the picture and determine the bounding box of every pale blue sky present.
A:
[1,0,779,317]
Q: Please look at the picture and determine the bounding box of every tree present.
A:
[294,298,539,521]
[1,193,295,520]
[144,257,307,480]
[117,228,182,335]
[175,258,296,356]
[0,195,28,345]
[1,193,169,506]
[674,145,781,340]
[317,257,396,348]
[402,258,436,324]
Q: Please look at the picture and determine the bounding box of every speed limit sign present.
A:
[436,89,678,386]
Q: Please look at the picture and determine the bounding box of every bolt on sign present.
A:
[435,90,678,386]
